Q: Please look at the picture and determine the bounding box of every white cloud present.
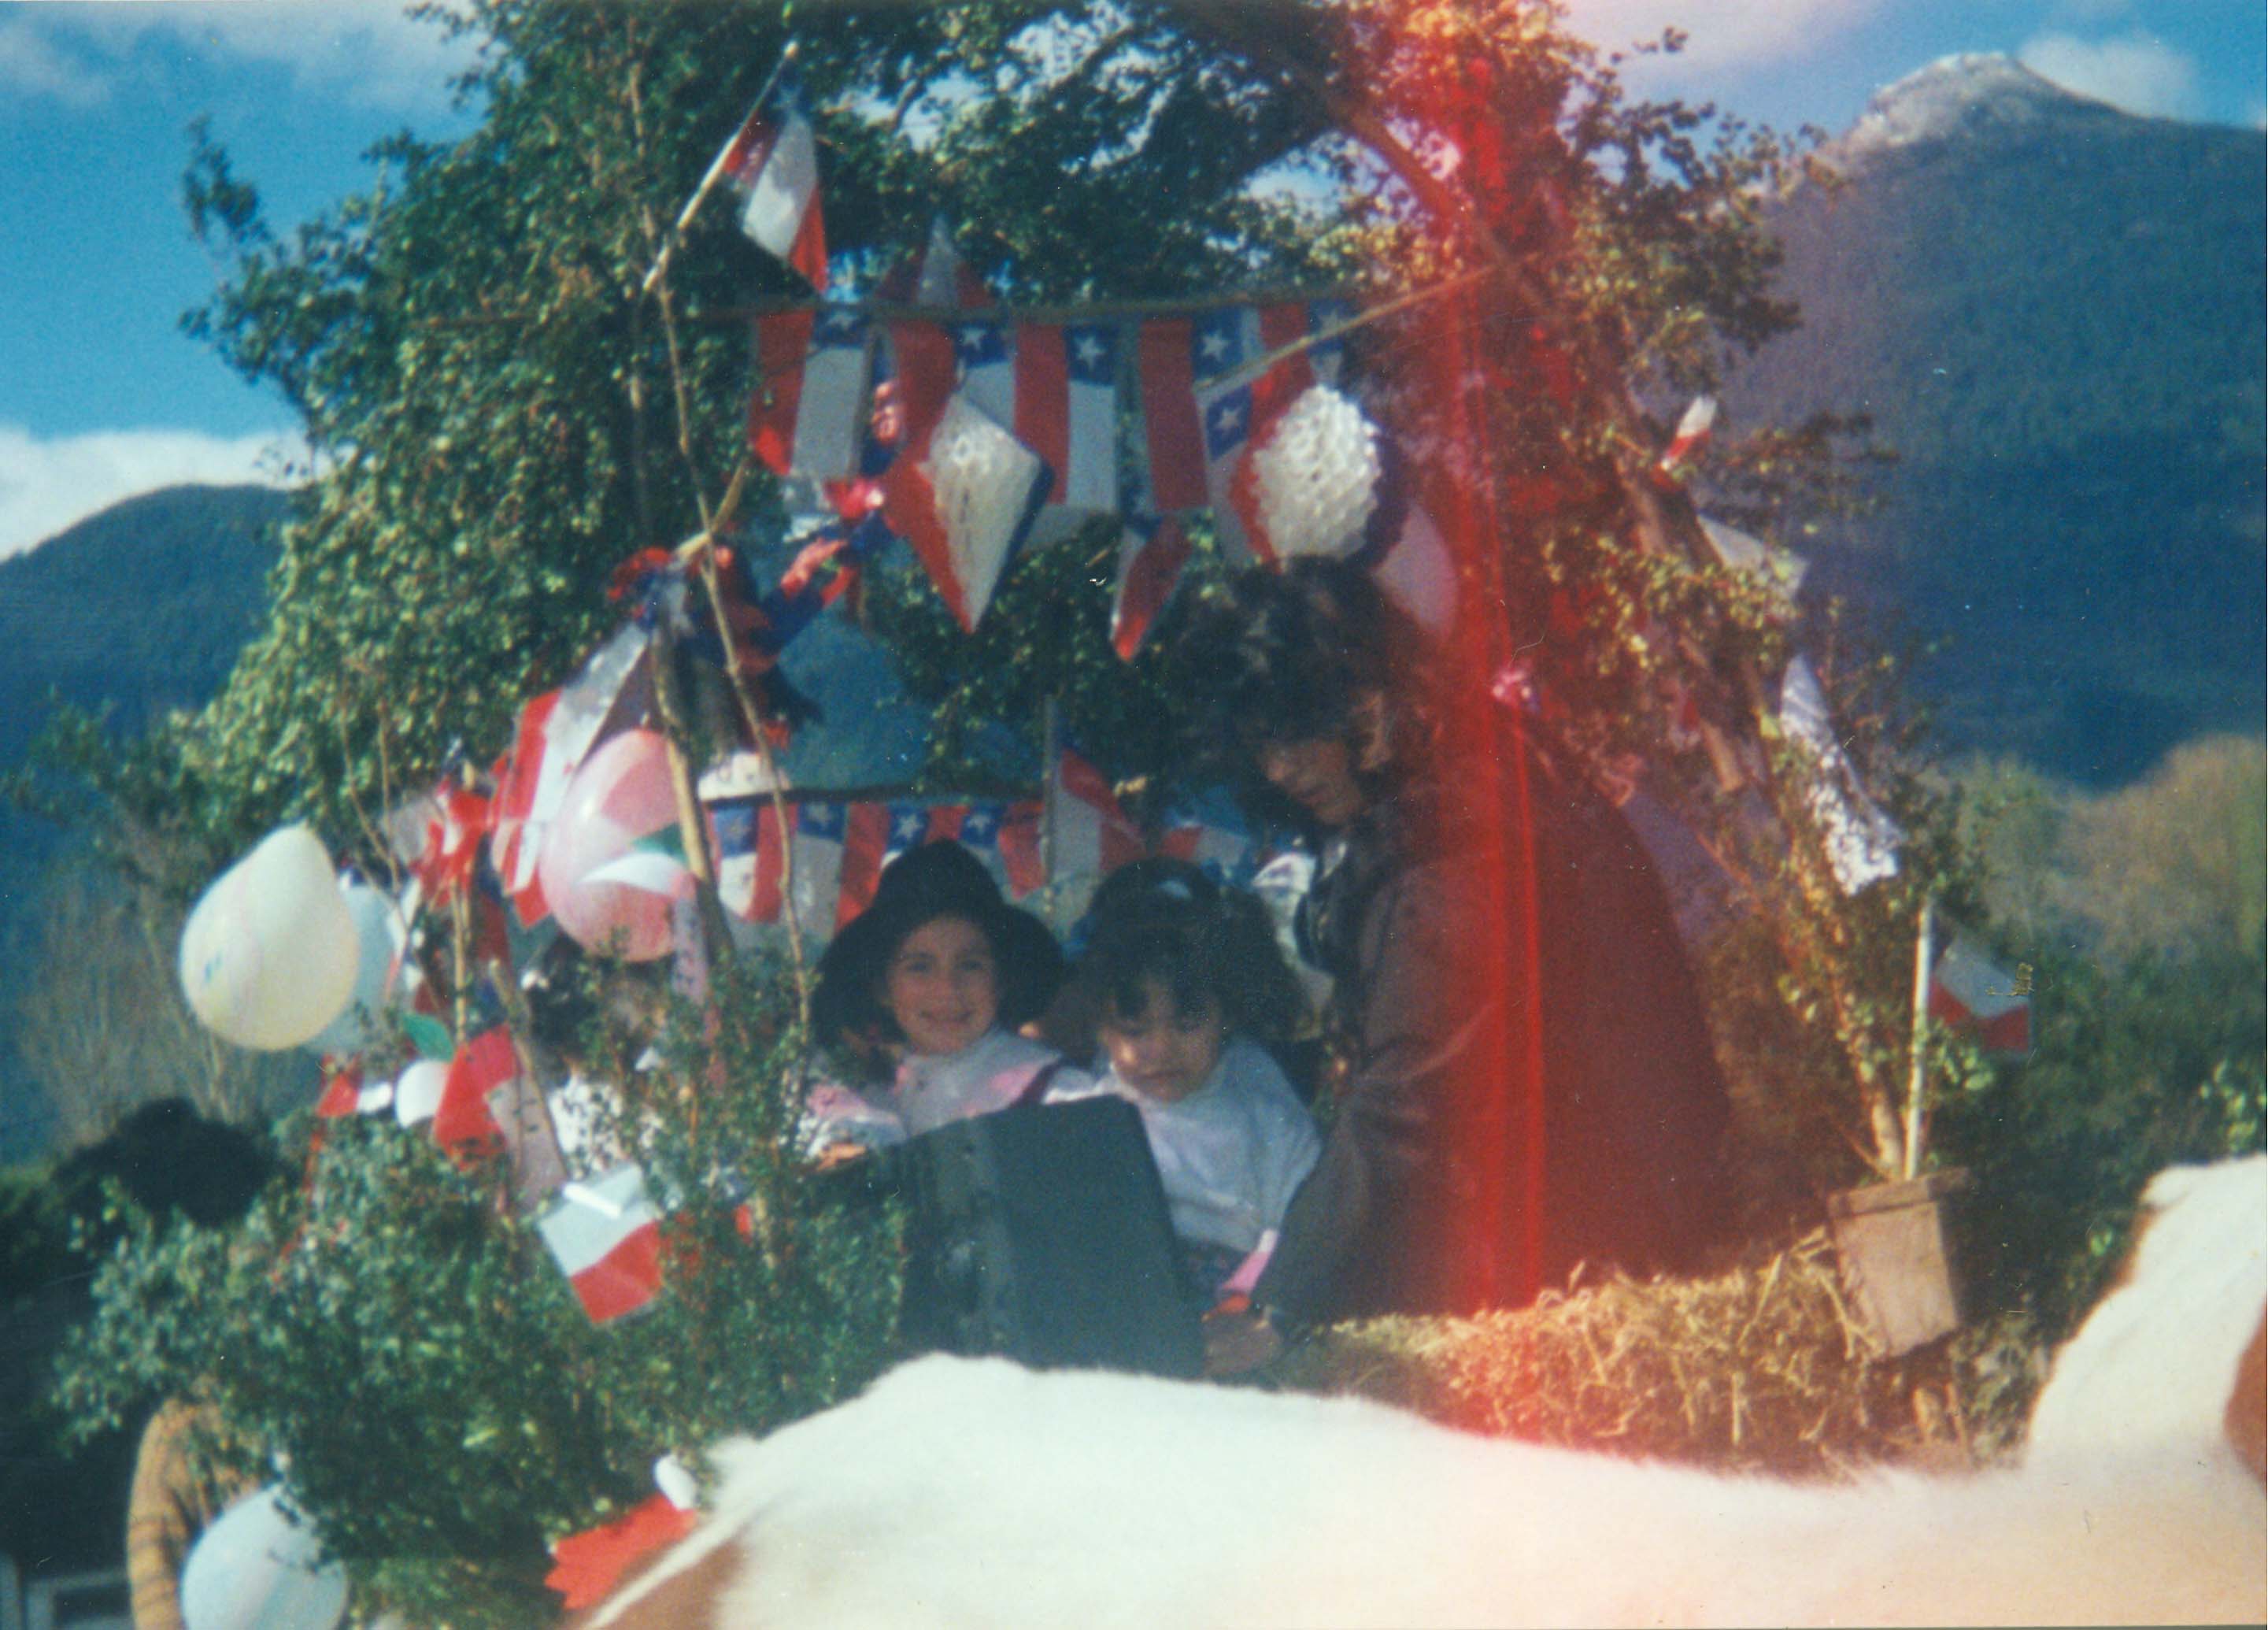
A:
[2048,0,2136,23]
[1558,0,1889,73]
[14,0,476,113]
[2018,30,2202,119]
[0,423,305,560]
[0,13,111,105]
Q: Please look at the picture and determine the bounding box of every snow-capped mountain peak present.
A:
[1831,53,2116,165]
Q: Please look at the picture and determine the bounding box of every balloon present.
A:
[179,827,359,1050]
[393,1059,449,1127]
[304,876,410,1058]
[536,728,679,961]
[180,1485,348,1630]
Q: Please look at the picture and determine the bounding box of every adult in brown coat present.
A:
[1178,561,1731,1369]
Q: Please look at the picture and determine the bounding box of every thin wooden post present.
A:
[1040,698,1061,913]
[645,612,736,969]
[1904,895,1936,1182]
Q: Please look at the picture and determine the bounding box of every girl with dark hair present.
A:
[802,840,1088,1154]
[1045,860,1321,1306]
[1177,558,1733,1372]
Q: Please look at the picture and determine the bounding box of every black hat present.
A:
[810,841,1065,1062]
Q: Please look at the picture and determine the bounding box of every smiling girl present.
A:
[804,841,1087,1152]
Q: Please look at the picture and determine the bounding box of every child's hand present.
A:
[1201,1306,1283,1376]
[812,1142,870,1172]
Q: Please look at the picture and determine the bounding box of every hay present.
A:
[1268,1231,2003,1478]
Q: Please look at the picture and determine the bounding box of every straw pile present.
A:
[1271,1230,2028,1479]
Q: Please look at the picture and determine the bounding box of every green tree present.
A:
[12,859,313,1145]
[1935,739,2266,1329]
[44,3,1961,1619]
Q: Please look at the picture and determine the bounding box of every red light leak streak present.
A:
[1377,10,1570,1312]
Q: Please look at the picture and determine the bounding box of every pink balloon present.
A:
[536,728,679,960]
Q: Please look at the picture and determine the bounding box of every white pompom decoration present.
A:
[1249,383,1381,562]
[924,393,1048,629]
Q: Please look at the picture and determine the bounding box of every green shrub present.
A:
[57,957,901,1628]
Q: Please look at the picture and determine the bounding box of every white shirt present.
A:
[1050,1037,1321,1254]
[804,1028,1093,1150]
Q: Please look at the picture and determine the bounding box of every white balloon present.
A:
[305,876,411,1057]
[179,827,359,1051]
[393,1059,449,1127]
[179,1485,348,1630]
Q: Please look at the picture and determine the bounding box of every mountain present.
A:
[1722,54,2266,785]
[0,484,287,1158]
[0,483,288,764]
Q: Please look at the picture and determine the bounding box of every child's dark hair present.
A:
[1073,860,1304,1047]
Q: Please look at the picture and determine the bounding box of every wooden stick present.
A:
[1904,895,1935,1182]
[644,611,737,971]
[415,280,1371,332]
[1209,265,1492,392]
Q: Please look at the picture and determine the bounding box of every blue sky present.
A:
[1,0,2261,557]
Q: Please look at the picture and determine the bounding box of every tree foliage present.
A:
[11,861,313,1146]
[1930,739,2266,1324]
[35,2,2120,1617]
[63,0,1833,887]
[58,958,900,1626]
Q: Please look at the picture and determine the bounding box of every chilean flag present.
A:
[1193,303,1316,565]
[538,1164,669,1324]
[749,306,871,486]
[956,800,1047,900]
[709,796,779,923]
[879,216,993,310]
[1155,806,1256,884]
[881,801,936,871]
[1928,937,2033,1058]
[1057,323,1120,513]
[1654,395,1718,487]
[1779,655,1902,894]
[432,1025,519,1157]
[785,800,847,934]
[1110,512,1191,661]
[720,82,827,290]
[1048,747,1145,888]
[832,802,894,924]
[1137,317,1207,512]
[490,689,568,926]
[948,317,1118,516]
[1305,297,1353,387]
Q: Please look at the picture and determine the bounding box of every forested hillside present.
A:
[0,483,285,1156]
[1725,56,2265,784]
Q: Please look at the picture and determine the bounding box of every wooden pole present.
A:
[644,610,737,969]
[1040,698,1062,918]
[1904,895,1936,1182]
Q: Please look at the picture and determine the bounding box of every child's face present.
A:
[884,915,999,1057]
[1099,980,1226,1103]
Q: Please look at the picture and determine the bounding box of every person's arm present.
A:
[128,1400,235,1630]
[1249,861,1489,1333]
